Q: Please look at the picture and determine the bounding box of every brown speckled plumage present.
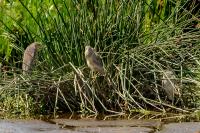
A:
[85,46,105,75]
[162,70,180,101]
[22,42,40,74]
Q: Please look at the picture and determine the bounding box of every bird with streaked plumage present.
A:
[22,42,41,75]
[85,45,105,76]
[162,70,180,102]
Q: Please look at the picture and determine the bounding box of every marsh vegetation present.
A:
[0,0,200,119]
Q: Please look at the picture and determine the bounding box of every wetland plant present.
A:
[0,0,200,118]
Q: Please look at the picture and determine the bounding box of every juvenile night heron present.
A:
[85,45,105,76]
[162,70,180,102]
[22,42,41,75]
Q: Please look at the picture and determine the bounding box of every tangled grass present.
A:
[0,0,200,118]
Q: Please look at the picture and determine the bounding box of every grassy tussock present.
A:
[0,0,200,118]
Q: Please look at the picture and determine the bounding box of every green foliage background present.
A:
[0,0,193,68]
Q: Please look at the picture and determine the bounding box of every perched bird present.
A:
[22,42,41,75]
[85,45,105,76]
[162,70,180,102]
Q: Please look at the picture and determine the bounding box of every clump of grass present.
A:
[0,0,200,118]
